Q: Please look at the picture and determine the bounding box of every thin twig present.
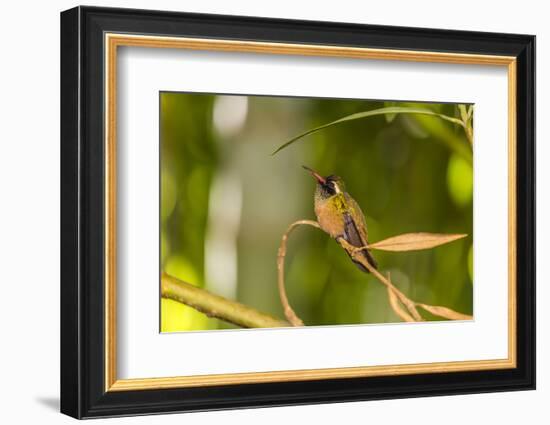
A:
[458,104,474,146]
[338,238,423,320]
[387,286,415,322]
[463,124,473,146]
[386,271,415,322]
[161,272,289,328]
[276,220,320,326]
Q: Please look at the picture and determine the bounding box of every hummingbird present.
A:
[303,166,378,273]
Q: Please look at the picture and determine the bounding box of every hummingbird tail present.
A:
[363,249,378,271]
[340,213,378,273]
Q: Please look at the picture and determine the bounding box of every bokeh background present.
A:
[160,92,473,332]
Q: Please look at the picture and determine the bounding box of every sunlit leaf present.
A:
[165,255,200,286]
[271,106,466,155]
[369,233,467,252]
[447,154,473,207]
[161,297,215,332]
[417,303,472,321]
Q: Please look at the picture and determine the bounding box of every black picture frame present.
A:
[61,5,535,419]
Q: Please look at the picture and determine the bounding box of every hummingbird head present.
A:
[302,166,345,199]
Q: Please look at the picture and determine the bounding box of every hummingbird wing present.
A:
[342,194,378,272]
[344,194,369,241]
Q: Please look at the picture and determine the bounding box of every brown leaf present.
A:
[417,303,473,321]
[369,233,467,252]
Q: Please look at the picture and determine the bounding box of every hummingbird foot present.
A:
[335,236,370,256]
[350,244,371,255]
[336,237,378,272]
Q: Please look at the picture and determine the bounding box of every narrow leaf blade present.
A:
[271,106,465,155]
[369,232,467,252]
[417,303,473,321]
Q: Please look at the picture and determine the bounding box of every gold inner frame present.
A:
[104,33,517,392]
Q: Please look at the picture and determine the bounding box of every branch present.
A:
[458,104,474,146]
[339,238,472,321]
[161,272,289,328]
[276,220,320,325]
[338,238,423,321]
[276,220,472,324]
[163,223,471,328]
[386,273,415,322]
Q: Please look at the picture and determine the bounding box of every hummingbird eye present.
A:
[324,179,341,195]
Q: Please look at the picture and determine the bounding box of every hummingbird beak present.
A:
[302,165,326,185]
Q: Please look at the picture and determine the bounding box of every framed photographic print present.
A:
[60,6,535,419]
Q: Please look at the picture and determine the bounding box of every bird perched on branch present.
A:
[303,165,378,273]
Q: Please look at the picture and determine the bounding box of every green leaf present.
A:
[447,154,473,207]
[271,106,467,156]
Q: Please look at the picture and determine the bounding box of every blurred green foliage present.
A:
[160,92,473,332]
